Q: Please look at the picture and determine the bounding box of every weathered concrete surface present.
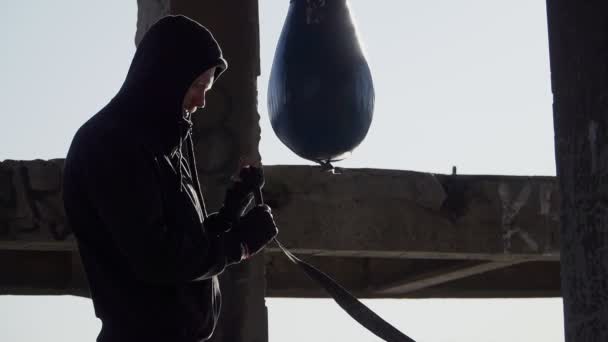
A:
[547,0,608,341]
[0,159,71,250]
[263,166,560,261]
[264,254,561,298]
[374,260,526,295]
[0,250,88,297]
[0,249,561,299]
[135,0,169,45]
[0,163,560,260]
[0,160,562,298]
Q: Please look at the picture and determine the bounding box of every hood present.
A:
[109,15,228,153]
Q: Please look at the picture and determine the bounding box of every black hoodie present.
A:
[63,15,240,342]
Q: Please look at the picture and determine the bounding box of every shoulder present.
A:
[65,110,137,174]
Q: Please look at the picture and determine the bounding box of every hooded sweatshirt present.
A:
[63,15,241,342]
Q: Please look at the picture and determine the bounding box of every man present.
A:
[62,15,278,342]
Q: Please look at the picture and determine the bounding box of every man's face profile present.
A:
[183,66,217,114]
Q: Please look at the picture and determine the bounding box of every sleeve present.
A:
[82,139,243,283]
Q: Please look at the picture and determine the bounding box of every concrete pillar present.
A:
[135,0,170,45]
[136,1,266,341]
[546,1,608,341]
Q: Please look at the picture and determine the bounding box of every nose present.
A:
[198,91,207,109]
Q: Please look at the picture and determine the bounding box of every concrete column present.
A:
[136,1,266,341]
[547,1,608,341]
[135,0,170,45]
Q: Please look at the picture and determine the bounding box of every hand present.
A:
[203,211,230,234]
[234,205,278,259]
[237,165,264,192]
[219,178,254,225]
[220,164,265,224]
[234,157,264,192]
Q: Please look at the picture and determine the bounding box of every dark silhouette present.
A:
[62,15,277,342]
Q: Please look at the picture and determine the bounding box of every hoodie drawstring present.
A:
[187,132,208,220]
[178,110,209,220]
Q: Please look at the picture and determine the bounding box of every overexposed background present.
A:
[0,1,561,341]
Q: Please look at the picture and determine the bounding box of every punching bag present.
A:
[268,0,375,165]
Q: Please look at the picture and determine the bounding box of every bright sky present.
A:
[0,0,562,341]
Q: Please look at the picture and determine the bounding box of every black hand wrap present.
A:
[232,204,278,260]
[204,166,265,234]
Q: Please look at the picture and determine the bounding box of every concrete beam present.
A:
[414,260,562,298]
[265,254,561,298]
[0,250,561,298]
[373,260,525,295]
[0,163,560,261]
[263,166,560,261]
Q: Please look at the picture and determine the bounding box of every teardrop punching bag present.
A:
[268,0,375,165]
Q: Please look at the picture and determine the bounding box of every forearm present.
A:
[136,217,245,283]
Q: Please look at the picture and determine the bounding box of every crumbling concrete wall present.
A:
[0,159,72,248]
[0,161,563,300]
